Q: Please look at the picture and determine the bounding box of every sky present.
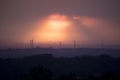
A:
[0,0,120,48]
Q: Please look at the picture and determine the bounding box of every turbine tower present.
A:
[73,40,76,48]
[30,39,34,48]
[59,41,62,49]
[101,40,104,48]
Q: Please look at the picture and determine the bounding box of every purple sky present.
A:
[0,0,120,48]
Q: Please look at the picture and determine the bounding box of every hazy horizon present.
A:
[0,0,120,49]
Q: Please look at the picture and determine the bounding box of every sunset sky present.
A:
[0,0,120,48]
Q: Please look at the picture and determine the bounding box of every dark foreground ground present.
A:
[0,48,120,80]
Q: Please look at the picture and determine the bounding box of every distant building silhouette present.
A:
[30,40,34,48]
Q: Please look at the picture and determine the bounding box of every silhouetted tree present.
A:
[86,75,100,80]
[55,73,79,80]
[100,71,120,80]
[29,66,53,80]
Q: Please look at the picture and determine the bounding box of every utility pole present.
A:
[30,39,34,48]
[73,40,76,48]
[59,41,62,49]
[101,40,104,48]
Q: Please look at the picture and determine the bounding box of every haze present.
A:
[0,0,120,48]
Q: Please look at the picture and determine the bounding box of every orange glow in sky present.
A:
[28,14,120,47]
[33,14,72,43]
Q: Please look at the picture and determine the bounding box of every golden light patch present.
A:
[33,14,72,43]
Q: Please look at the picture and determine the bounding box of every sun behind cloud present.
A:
[47,14,71,31]
[33,14,72,43]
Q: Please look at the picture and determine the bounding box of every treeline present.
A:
[0,54,120,80]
